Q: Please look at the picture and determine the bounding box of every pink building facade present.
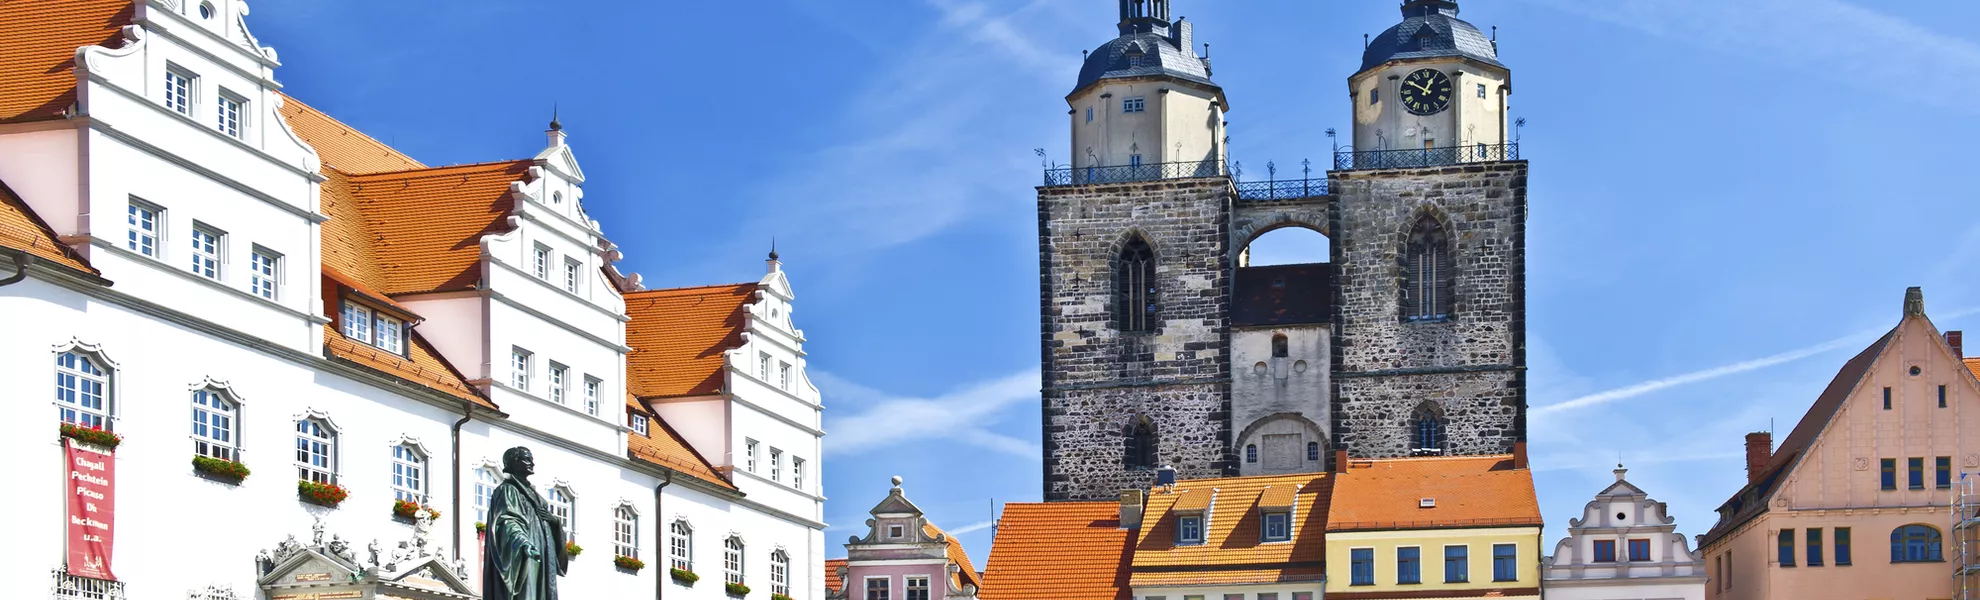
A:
[1700,288,1980,600]
[828,478,980,600]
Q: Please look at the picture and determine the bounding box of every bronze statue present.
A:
[483,447,567,600]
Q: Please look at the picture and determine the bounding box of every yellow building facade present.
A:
[1323,455,1543,599]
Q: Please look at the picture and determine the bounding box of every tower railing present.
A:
[1334,143,1519,171]
[49,569,124,600]
[1041,160,1330,199]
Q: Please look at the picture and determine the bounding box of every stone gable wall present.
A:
[1328,162,1528,458]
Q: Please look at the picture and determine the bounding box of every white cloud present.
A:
[946,520,995,535]
[818,368,1042,459]
[1516,0,1980,112]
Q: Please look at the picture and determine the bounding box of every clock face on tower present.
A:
[1399,68,1454,116]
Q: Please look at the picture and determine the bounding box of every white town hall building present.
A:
[0,1,827,599]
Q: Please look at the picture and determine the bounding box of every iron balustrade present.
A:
[50,569,124,600]
[1043,160,1226,186]
[1234,178,1327,201]
[1334,143,1519,171]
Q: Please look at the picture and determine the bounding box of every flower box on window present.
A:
[565,541,584,558]
[671,568,700,585]
[773,593,795,600]
[392,499,440,520]
[191,455,250,483]
[298,481,350,508]
[726,582,751,597]
[60,423,122,450]
[475,521,487,534]
[616,555,646,572]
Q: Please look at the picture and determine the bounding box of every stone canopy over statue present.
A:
[484,446,569,600]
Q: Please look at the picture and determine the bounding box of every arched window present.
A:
[771,550,791,596]
[1892,524,1943,563]
[670,519,694,571]
[1272,334,1289,358]
[1402,215,1454,321]
[474,467,501,523]
[1409,403,1446,456]
[391,444,427,502]
[295,418,337,484]
[547,486,576,541]
[56,351,112,429]
[1123,417,1158,469]
[1245,444,1259,463]
[614,504,639,559]
[191,388,238,461]
[724,536,746,585]
[1116,237,1158,332]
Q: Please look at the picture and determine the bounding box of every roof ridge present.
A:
[278,93,426,170]
[626,281,758,295]
[346,158,533,180]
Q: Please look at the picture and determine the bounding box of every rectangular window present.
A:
[1350,548,1374,585]
[549,363,568,404]
[1941,385,1948,408]
[1883,458,1897,490]
[770,447,782,482]
[759,352,772,380]
[1628,538,1650,562]
[1911,457,1925,489]
[866,578,889,600]
[1370,88,1380,105]
[1476,83,1487,99]
[615,507,639,559]
[250,247,280,300]
[1397,547,1421,584]
[792,457,806,490]
[1492,544,1517,582]
[1086,107,1094,123]
[1593,539,1615,563]
[1177,515,1204,544]
[779,362,791,390]
[1224,595,1244,600]
[164,67,194,115]
[1262,511,1290,542]
[1444,545,1468,583]
[1836,527,1852,565]
[127,201,160,258]
[1807,528,1823,567]
[632,413,649,436]
[1254,594,1275,600]
[373,313,404,354]
[1940,456,1954,488]
[1292,594,1311,600]
[1123,97,1145,113]
[512,348,533,389]
[216,91,244,138]
[745,439,759,472]
[905,577,929,600]
[533,244,551,279]
[564,258,581,293]
[342,303,373,344]
[1130,154,1143,167]
[1884,386,1892,409]
[189,224,222,280]
[1778,529,1794,567]
[583,377,601,416]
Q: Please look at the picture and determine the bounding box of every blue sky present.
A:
[251,0,1980,565]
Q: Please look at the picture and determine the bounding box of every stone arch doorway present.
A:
[1234,413,1328,476]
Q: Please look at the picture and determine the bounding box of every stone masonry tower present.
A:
[1038,0,1527,502]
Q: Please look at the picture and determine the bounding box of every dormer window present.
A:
[888,524,904,539]
[1176,514,1205,545]
[340,302,405,354]
[1262,510,1291,542]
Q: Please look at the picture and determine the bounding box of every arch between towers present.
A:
[1231,199,1331,265]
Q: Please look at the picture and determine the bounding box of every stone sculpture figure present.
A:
[482,447,567,600]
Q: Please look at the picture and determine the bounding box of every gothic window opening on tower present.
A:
[1404,215,1455,321]
[1117,237,1158,332]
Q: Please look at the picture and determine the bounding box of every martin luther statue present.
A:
[483,447,567,600]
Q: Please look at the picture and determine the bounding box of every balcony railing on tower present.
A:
[1042,160,1330,199]
[1334,143,1519,171]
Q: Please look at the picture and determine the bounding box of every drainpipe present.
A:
[655,472,674,600]
[0,250,35,287]
[452,400,474,559]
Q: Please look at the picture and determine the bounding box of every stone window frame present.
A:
[1112,232,1160,333]
[1400,208,1457,323]
[1408,401,1447,456]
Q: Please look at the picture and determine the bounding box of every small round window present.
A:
[198,2,213,19]
[1911,366,1923,376]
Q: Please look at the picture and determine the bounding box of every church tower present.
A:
[1040,0,1233,502]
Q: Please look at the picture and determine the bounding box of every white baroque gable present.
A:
[1544,466,1707,590]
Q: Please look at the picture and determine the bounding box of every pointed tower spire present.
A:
[767,238,782,274]
[546,104,567,148]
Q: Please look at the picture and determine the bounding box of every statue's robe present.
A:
[483,475,567,600]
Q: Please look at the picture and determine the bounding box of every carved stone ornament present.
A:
[1854,457,1870,471]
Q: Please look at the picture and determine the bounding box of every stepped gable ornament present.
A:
[257,514,476,600]
[483,446,569,600]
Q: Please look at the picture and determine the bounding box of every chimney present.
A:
[1949,331,1965,358]
[1333,449,1349,474]
[1174,17,1192,54]
[1513,441,1529,470]
[1745,432,1773,484]
[1118,489,1145,530]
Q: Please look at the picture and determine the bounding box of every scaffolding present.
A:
[1954,473,1980,600]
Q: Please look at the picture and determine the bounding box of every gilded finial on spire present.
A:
[549,103,562,131]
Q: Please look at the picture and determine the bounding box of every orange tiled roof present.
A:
[343,160,532,295]
[0,177,95,275]
[1964,357,1980,381]
[0,0,131,123]
[925,522,982,590]
[825,558,847,596]
[1131,473,1330,587]
[1326,455,1542,532]
[626,393,735,490]
[980,502,1131,600]
[625,283,758,399]
[321,324,493,409]
[279,94,426,175]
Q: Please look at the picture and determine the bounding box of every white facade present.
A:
[1,2,824,600]
[1349,59,1509,154]
[1542,467,1707,600]
[1068,81,1225,170]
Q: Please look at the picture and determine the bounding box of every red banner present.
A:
[65,438,115,580]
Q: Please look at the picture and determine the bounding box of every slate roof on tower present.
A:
[625,283,760,399]
[0,0,132,123]
[1359,0,1503,73]
[1076,30,1217,97]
